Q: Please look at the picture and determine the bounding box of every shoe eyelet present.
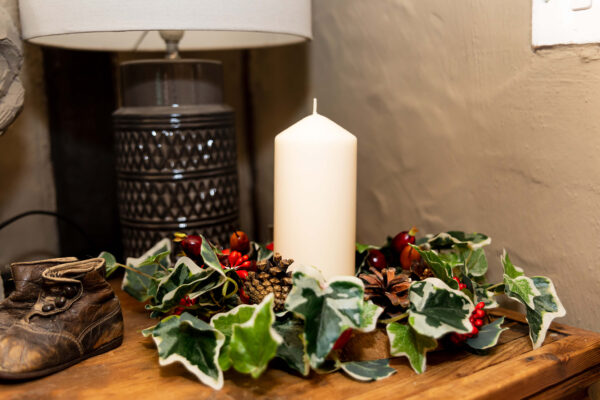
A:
[42,304,55,312]
[55,297,67,307]
[63,286,77,298]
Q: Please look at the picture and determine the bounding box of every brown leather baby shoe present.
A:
[0,258,77,333]
[0,258,124,380]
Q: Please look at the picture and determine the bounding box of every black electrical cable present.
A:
[0,210,95,252]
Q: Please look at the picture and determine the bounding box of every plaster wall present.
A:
[0,0,58,268]
[250,0,600,331]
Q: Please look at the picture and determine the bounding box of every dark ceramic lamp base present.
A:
[113,60,239,257]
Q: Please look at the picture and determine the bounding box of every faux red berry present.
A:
[181,235,203,257]
[473,318,484,327]
[333,328,353,350]
[366,249,387,270]
[476,301,485,309]
[266,242,274,251]
[236,269,248,280]
[474,309,485,319]
[392,227,418,254]
[239,288,250,303]
[459,283,467,290]
[230,231,250,254]
[471,326,479,336]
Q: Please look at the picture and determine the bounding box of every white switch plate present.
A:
[532,0,600,47]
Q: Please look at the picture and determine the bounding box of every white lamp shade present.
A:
[19,0,312,51]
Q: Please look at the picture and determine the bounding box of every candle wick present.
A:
[313,98,317,115]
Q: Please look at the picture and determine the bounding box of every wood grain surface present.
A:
[0,278,599,400]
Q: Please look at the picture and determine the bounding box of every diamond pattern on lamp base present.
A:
[114,109,240,257]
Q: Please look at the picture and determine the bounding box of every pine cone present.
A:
[243,253,293,311]
[360,267,411,318]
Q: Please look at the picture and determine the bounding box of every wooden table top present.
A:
[1,278,599,400]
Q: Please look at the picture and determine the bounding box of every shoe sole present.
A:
[0,336,123,381]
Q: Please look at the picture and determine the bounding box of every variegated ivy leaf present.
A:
[387,322,437,374]
[360,301,383,331]
[198,234,226,271]
[473,285,499,308]
[355,242,380,254]
[211,294,282,378]
[250,241,273,262]
[427,231,491,250]
[98,251,118,278]
[410,246,458,289]
[341,359,397,382]
[525,276,566,349]
[437,252,462,269]
[142,312,225,390]
[461,248,488,277]
[466,317,507,350]
[146,256,227,315]
[122,238,172,302]
[285,265,382,369]
[273,311,309,376]
[211,304,256,371]
[409,278,474,338]
[501,251,540,309]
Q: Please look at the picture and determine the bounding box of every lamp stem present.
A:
[159,30,184,59]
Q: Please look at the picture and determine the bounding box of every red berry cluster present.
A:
[452,276,467,290]
[173,295,197,315]
[449,301,486,344]
[221,249,253,280]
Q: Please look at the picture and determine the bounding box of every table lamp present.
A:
[18,0,312,257]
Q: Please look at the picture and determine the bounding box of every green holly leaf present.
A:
[525,276,566,349]
[142,312,225,390]
[466,317,507,350]
[408,278,474,338]
[273,311,309,376]
[122,238,172,302]
[387,322,437,374]
[98,251,118,278]
[410,246,457,289]
[501,251,540,309]
[285,265,380,369]
[211,294,282,378]
[427,231,491,250]
[145,256,227,315]
[341,359,397,382]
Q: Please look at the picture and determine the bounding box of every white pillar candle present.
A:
[274,99,357,280]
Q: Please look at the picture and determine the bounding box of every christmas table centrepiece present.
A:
[100,229,565,390]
